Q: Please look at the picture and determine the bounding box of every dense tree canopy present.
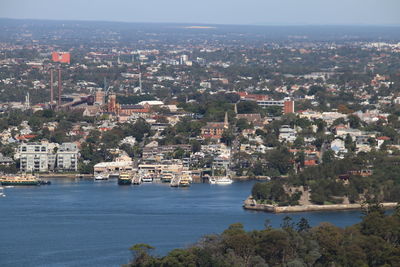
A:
[125,204,400,267]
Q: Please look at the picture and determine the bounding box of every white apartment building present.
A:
[279,125,297,142]
[57,143,79,172]
[20,143,49,172]
[20,142,79,172]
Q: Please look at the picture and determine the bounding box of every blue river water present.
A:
[0,179,363,267]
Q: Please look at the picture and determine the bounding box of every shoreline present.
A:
[243,196,398,213]
[232,176,270,181]
[38,173,90,179]
[35,174,269,181]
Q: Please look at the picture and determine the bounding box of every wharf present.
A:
[37,173,86,179]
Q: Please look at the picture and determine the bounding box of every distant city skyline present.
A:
[1,0,400,26]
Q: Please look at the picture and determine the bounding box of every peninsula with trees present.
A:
[245,150,400,212]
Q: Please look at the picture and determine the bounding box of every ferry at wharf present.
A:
[118,172,133,185]
[0,174,51,186]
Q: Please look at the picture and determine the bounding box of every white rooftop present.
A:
[138,100,164,106]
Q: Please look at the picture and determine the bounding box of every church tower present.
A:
[224,112,229,129]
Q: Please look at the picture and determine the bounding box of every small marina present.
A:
[91,163,235,188]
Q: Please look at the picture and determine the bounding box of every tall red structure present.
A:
[50,69,54,104]
[52,52,70,64]
[283,100,295,114]
[58,68,62,106]
[108,93,118,113]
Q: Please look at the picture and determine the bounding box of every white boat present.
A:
[94,173,108,180]
[0,186,5,197]
[209,176,233,185]
[132,174,142,185]
[141,176,153,183]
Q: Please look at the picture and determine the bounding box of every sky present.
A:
[1,0,400,26]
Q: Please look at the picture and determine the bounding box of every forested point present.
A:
[125,204,400,267]
[251,151,400,206]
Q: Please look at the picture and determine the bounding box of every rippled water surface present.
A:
[0,179,363,266]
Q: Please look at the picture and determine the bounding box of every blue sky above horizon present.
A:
[1,0,400,26]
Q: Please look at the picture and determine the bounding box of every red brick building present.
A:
[283,100,295,114]
[201,112,229,139]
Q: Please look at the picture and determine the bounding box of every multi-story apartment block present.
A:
[20,143,49,172]
[279,125,297,142]
[56,143,78,171]
[20,142,79,172]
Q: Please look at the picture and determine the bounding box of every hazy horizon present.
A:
[1,0,400,26]
[1,17,400,27]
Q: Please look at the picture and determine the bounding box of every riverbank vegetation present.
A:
[126,204,400,267]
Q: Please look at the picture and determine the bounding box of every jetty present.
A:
[243,196,398,213]
[132,175,142,185]
[170,176,180,187]
[76,174,94,179]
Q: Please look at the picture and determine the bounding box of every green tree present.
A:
[293,136,305,148]
[296,218,311,232]
[345,134,355,152]
[190,140,201,153]
[221,129,234,146]
[237,101,260,114]
[347,114,362,129]
[28,116,43,132]
[295,151,305,168]
[128,243,155,266]
[236,118,252,132]
[267,147,293,175]
[322,149,335,164]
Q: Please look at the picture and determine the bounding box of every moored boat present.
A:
[0,174,40,186]
[179,171,192,187]
[94,173,109,181]
[118,172,132,185]
[209,176,233,185]
[132,174,142,185]
[141,175,153,183]
[0,186,5,197]
[160,171,174,183]
[179,177,191,187]
[170,172,192,188]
